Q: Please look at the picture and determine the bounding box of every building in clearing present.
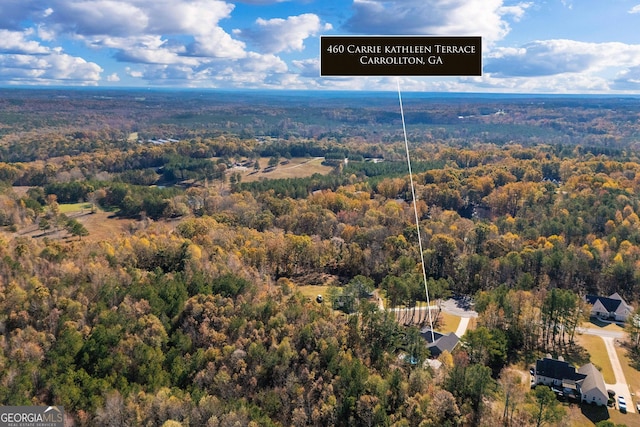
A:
[586,292,634,322]
[534,356,607,406]
[578,363,608,406]
[420,329,459,357]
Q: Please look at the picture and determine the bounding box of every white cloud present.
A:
[119,50,289,87]
[125,67,144,78]
[235,14,331,54]
[613,65,640,90]
[0,52,102,85]
[1,0,635,91]
[0,30,50,54]
[102,35,200,65]
[50,1,149,36]
[486,40,640,77]
[499,3,532,22]
[44,0,235,37]
[143,0,235,36]
[234,0,291,4]
[344,0,524,45]
[0,0,40,30]
[237,52,288,73]
[41,0,249,67]
[36,25,56,41]
[0,1,352,88]
[188,27,247,59]
[292,58,319,78]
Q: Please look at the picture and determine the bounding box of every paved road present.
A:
[455,316,471,338]
[601,336,634,413]
[440,298,478,318]
[577,326,624,339]
[579,326,634,413]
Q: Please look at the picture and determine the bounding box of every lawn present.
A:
[617,345,640,403]
[238,157,333,182]
[67,210,134,243]
[435,311,461,335]
[59,202,93,214]
[297,285,331,304]
[574,334,616,384]
[588,318,626,332]
[569,401,640,427]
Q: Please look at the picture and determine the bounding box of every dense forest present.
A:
[1,89,640,426]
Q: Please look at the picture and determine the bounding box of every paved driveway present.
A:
[440,298,476,337]
[440,297,478,318]
[601,336,634,413]
[580,327,634,413]
[383,298,477,337]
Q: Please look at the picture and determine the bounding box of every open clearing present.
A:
[574,333,616,384]
[435,311,461,335]
[297,285,331,305]
[59,202,93,214]
[13,207,134,243]
[235,157,333,182]
[72,210,135,242]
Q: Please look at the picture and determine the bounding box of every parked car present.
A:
[618,396,627,413]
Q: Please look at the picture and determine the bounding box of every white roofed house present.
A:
[577,363,608,406]
[586,292,634,322]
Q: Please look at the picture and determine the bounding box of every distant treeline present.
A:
[344,159,445,179]
[236,159,446,199]
[237,173,351,199]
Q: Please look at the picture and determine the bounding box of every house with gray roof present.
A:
[578,363,608,406]
[586,292,634,322]
[535,356,586,393]
[534,356,607,406]
[420,329,459,357]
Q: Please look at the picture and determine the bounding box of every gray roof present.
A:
[577,363,607,397]
[420,329,459,357]
[586,293,632,315]
[586,295,623,313]
[536,358,586,382]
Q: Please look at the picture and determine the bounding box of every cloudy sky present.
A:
[1,0,640,92]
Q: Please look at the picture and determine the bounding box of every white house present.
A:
[586,292,634,322]
[578,363,608,406]
[534,356,608,406]
[535,356,585,392]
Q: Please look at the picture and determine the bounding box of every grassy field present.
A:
[297,285,331,304]
[59,202,93,214]
[589,318,627,332]
[435,311,461,335]
[569,402,640,427]
[74,210,134,242]
[574,333,616,384]
[235,157,333,182]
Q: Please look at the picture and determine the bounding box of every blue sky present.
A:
[1,0,640,92]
